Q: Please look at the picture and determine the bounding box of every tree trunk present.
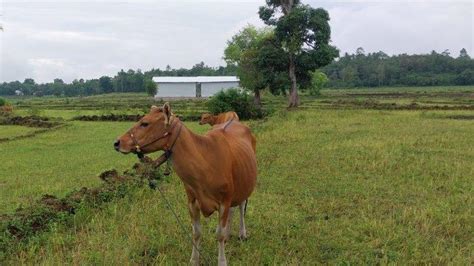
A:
[253,89,262,108]
[282,0,294,15]
[288,54,299,108]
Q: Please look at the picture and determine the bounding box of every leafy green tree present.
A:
[21,78,36,95]
[455,69,474,85]
[224,25,272,107]
[259,0,338,107]
[255,34,290,96]
[458,48,470,59]
[99,76,114,93]
[145,79,157,96]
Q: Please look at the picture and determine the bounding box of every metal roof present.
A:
[152,76,239,83]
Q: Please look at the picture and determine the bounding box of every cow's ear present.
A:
[151,105,165,113]
[163,102,172,124]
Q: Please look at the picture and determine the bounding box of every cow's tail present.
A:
[244,199,248,217]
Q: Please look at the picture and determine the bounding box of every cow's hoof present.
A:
[189,258,199,266]
[239,231,247,241]
[218,259,227,266]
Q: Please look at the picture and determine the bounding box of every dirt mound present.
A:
[445,115,474,120]
[0,115,62,128]
[72,113,201,122]
[73,114,143,121]
[1,160,164,257]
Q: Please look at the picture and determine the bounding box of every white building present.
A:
[152,76,239,98]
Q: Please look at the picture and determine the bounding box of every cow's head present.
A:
[199,113,214,125]
[114,102,174,155]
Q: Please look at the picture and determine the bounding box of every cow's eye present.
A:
[140,122,149,127]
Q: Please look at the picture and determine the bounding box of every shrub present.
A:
[310,70,328,96]
[145,79,157,96]
[0,98,6,107]
[206,88,264,120]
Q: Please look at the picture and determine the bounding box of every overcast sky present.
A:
[0,0,472,83]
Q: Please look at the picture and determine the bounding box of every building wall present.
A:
[155,83,196,97]
[201,82,239,97]
[154,81,239,98]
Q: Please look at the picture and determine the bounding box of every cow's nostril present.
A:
[114,140,120,150]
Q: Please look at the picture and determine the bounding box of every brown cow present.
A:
[199,111,239,126]
[114,103,257,266]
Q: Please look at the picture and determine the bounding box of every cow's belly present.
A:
[230,144,257,206]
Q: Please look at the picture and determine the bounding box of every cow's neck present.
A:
[167,124,207,182]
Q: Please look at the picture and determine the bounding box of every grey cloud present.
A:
[0,0,472,83]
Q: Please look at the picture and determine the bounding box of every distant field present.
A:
[1,86,473,264]
[4,86,473,119]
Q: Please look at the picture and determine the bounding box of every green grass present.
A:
[1,86,473,264]
[0,121,135,213]
[4,108,474,264]
[0,125,38,139]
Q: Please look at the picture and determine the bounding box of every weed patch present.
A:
[0,115,62,128]
[72,113,202,122]
[328,99,474,110]
[445,115,474,120]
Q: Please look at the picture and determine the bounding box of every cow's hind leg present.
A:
[188,200,201,266]
[217,203,231,266]
[226,207,234,239]
[239,200,247,240]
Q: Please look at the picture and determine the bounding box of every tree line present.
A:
[0,63,236,97]
[322,48,474,88]
[2,49,472,98]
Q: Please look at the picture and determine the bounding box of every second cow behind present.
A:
[199,111,239,126]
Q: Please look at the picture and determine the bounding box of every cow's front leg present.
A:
[188,200,201,266]
[217,204,230,266]
[216,207,233,239]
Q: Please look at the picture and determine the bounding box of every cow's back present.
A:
[215,111,239,124]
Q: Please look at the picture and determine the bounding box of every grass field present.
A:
[1,87,473,264]
[0,125,38,140]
